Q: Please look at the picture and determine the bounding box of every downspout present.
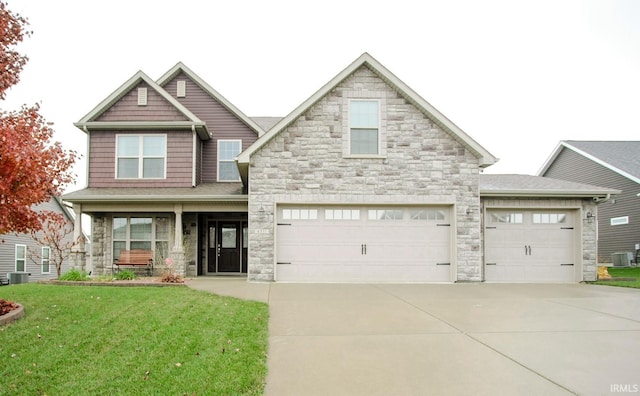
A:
[192,125,197,187]
[83,125,90,188]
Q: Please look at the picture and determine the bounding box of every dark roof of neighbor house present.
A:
[479,174,620,198]
[63,183,246,203]
[538,141,640,184]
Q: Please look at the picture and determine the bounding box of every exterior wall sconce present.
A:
[585,211,594,223]
[466,207,473,216]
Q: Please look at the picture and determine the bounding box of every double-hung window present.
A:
[117,135,166,179]
[349,100,379,155]
[218,140,242,181]
[42,247,51,274]
[15,244,26,272]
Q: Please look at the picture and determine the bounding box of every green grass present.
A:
[592,266,640,289]
[0,283,269,395]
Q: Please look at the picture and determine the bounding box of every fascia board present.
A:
[74,121,211,140]
[157,62,265,137]
[63,195,248,203]
[76,70,203,125]
[536,141,566,176]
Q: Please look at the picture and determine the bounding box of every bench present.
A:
[113,250,154,276]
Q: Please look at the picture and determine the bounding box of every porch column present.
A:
[71,204,86,271]
[171,204,186,277]
[173,204,184,252]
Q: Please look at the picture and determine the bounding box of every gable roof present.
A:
[156,62,264,137]
[74,70,210,139]
[538,141,640,185]
[237,53,498,171]
[480,174,620,198]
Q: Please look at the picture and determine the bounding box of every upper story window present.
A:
[218,140,242,181]
[349,100,379,155]
[116,135,166,179]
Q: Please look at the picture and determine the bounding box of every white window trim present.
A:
[41,246,51,274]
[610,216,629,226]
[15,244,26,272]
[217,139,242,182]
[342,94,387,159]
[115,134,167,180]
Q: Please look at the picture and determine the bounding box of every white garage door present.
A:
[276,206,452,282]
[485,210,576,282]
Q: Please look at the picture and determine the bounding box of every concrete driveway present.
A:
[187,280,640,396]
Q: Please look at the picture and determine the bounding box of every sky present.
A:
[3,0,640,193]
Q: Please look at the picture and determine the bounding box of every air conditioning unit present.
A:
[611,252,633,267]
[7,272,30,284]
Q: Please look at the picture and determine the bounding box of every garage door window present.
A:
[368,209,403,220]
[325,209,360,220]
[533,213,566,224]
[410,209,445,221]
[282,209,318,220]
[490,213,523,224]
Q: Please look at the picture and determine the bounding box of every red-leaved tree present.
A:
[0,1,77,235]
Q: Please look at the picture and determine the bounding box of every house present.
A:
[539,141,640,264]
[63,53,618,283]
[0,197,76,282]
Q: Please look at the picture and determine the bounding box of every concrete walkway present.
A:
[187,279,640,396]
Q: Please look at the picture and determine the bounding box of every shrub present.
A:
[115,270,136,280]
[59,269,89,281]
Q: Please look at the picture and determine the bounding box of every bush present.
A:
[59,269,90,281]
[115,270,137,280]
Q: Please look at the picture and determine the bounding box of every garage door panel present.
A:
[276,206,452,282]
[485,210,576,283]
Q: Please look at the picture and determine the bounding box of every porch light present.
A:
[585,212,594,223]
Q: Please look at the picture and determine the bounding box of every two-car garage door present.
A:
[484,209,577,282]
[276,206,452,282]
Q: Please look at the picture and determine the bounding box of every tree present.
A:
[29,214,82,278]
[0,1,77,235]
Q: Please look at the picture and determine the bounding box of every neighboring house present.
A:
[63,54,618,283]
[0,197,75,282]
[539,141,640,263]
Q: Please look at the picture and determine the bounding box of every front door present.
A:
[218,221,241,272]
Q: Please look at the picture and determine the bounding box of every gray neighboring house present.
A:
[0,197,76,283]
[64,53,618,283]
[539,141,640,264]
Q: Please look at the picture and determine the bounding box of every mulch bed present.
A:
[0,299,24,326]
[40,278,188,287]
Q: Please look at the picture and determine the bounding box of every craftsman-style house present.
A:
[64,54,617,283]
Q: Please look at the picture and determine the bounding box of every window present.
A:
[116,135,166,179]
[15,244,26,272]
[368,209,404,220]
[410,209,446,221]
[218,140,242,181]
[42,247,51,274]
[611,216,629,226]
[325,209,360,220]
[350,100,379,155]
[282,209,318,220]
[113,216,169,262]
[533,213,566,224]
[490,213,523,224]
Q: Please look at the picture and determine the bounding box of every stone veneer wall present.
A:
[248,66,483,282]
[91,215,107,275]
[481,198,599,281]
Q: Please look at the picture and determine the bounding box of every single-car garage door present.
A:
[484,209,577,282]
[276,206,452,282]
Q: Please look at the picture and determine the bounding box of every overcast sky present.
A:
[4,0,640,192]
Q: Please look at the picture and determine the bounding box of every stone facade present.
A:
[248,66,483,281]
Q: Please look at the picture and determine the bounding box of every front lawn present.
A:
[592,266,640,289]
[0,283,268,395]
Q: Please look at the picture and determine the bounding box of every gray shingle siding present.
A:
[542,147,640,262]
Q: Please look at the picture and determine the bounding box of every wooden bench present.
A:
[113,250,154,276]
